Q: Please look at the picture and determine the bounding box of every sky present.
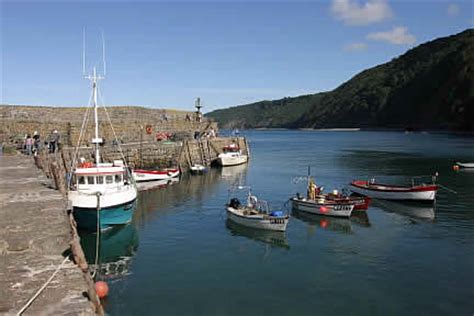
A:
[1,0,473,112]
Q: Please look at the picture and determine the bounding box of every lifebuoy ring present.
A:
[146,125,153,135]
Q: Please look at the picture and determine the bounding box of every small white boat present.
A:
[456,162,474,168]
[218,143,248,167]
[350,177,438,202]
[190,164,207,174]
[291,195,354,218]
[226,186,289,232]
[132,168,180,182]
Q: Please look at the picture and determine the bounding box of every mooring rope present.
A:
[438,183,458,194]
[91,192,101,279]
[16,256,70,316]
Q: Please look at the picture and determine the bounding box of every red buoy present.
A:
[453,165,460,171]
[320,219,328,228]
[95,281,109,298]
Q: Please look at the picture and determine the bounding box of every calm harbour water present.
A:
[81,131,474,316]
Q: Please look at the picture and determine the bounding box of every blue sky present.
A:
[1,0,472,112]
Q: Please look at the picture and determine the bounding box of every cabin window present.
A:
[97,176,104,184]
[78,176,85,185]
[87,176,95,185]
[106,175,113,184]
[115,174,122,183]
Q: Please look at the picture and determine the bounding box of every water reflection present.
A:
[225,219,289,249]
[292,209,371,234]
[136,177,180,192]
[79,224,139,280]
[292,209,352,234]
[373,200,436,220]
[134,169,223,225]
[219,163,248,185]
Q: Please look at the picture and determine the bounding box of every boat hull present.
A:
[456,162,474,168]
[73,199,137,231]
[350,181,437,201]
[291,197,354,218]
[226,207,288,231]
[218,154,248,166]
[132,169,180,182]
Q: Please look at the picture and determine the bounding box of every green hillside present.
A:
[207,29,474,131]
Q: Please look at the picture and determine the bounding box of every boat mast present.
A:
[83,30,106,166]
[87,67,103,165]
[93,67,100,164]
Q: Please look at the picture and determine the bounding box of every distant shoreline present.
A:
[222,127,474,135]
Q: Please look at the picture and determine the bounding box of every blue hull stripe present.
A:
[73,200,136,231]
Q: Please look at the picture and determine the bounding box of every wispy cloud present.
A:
[331,0,392,26]
[343,42,368,52]
[367,26,416,45]
[447,3,460,17]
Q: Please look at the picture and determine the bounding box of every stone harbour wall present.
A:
[0,105,217,146]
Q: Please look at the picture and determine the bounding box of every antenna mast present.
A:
[83,29,105,165]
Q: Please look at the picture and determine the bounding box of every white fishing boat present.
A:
[69,67,138,231]
[290,174,355,217]
[350,176,438,202]
[291,195,355,217]
[226,186,289,232]
[132,168,180,182]
[217,143,248,166]
[456,162,474,168]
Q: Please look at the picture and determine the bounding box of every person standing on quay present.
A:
[49,130,60,153]
[25,134,33,156]
[33,131,41,155]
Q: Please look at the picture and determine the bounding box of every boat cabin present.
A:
[222,143,240,153]
[75,162,128,190]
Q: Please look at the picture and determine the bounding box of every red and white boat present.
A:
[326,193,371,210]
[291,195,355,218]
[350,179,438,202]
[132,168,180,182]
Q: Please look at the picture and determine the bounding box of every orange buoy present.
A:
[95,281,109,298]
[453,165,460,171]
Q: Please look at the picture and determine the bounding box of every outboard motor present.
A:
[229,198,241,208]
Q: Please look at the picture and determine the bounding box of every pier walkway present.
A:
[0,154,94,315]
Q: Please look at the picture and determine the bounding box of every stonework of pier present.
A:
[0,154,96,315]
[0,105,217,146]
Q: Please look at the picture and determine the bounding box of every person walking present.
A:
[25,135,33,156]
